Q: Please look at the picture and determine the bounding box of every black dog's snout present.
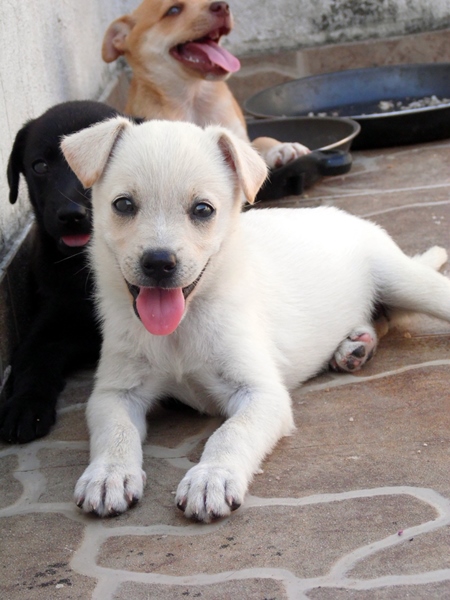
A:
[210,2,230,16]
[57,202,87,225]
[140,250,177,282]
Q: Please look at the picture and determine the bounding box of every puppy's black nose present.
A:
[57,203,87,224]
[210,2,230,16]
[140,250,177,282]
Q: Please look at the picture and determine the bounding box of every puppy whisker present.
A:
[73,264,91,279]
[57,188,92,212]
[54,250,87,265]
[75,187,92,203]
[83,268,94,294]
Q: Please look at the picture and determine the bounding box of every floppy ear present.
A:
[7,122,31,204]
[209,126,268,204]
[102,16,135,62]
[60,117,132,188]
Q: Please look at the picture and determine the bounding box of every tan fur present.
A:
[102,0,309,168]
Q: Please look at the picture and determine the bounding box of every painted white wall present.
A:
[0,0,136,266]
[1,0,450,266]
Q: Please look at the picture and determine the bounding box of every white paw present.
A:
[266,142,310,168]
[74,459,146,517]
[175,463,247,523]
[330,325,377,373]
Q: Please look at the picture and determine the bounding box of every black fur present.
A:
[0,100,128,443]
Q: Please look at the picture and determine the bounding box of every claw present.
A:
[127,495,139,508]
[208,511,222,521]
[227,497,241,511]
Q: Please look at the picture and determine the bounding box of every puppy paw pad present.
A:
[330,326,378,373]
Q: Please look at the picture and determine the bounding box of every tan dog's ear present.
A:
[60,117,132,188]
[209,127,268,204]
[102,16,135,62]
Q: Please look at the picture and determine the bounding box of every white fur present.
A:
[61,118,450,522]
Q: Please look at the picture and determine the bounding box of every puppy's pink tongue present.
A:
[136,287,185,336]
[185,40,240,73]
[61,234,91,247]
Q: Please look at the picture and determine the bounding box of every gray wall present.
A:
[229,0,450,56]
[0,0,136,269]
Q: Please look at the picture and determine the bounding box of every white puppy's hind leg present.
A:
[329,247,448,373]
[330,324,378,372]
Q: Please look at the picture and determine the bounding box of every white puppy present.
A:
[61,118,450,522]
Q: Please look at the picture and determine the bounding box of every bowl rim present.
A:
[244,62,450,121]
[246,115,361,151]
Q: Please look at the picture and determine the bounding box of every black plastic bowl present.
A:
[247,117,360,200]
[247,116,360,152]
[245,63,450,149]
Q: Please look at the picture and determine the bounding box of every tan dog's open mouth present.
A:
[126,263,208,335]
[170,27,240,77]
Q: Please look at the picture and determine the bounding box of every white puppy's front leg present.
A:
[75,389,148,516]
[175,384,294,522]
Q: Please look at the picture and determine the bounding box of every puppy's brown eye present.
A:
[113,196,136,215]
[191,201,215,219]
[32,160,48,174]
[165,4,183,16]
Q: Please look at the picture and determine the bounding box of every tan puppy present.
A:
[102,0,309,168]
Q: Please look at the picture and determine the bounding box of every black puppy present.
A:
[0,100,126,443]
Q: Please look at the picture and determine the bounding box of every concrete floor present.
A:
[2,38,450,600]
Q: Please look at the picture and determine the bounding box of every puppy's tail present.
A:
[385,245,449,332]
[412,245,448,270]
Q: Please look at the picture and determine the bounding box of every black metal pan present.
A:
[245,63,450,150]
[248,116,360,200]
